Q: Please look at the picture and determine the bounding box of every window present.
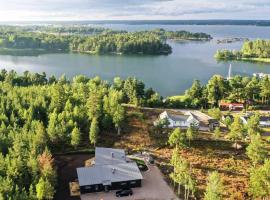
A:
[95,185,99,190]
[121,182,127,186]
[84,186,91,190]
[130,181,137,185]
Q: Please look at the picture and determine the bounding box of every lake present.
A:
[1,24,270,96]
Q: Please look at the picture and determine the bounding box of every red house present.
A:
[219,102,244,111]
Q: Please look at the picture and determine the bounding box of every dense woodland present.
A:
[0,70,162,199]
[215,40,270,61]
[0,26,212,55]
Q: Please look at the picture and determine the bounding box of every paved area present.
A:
[80,165,179,200]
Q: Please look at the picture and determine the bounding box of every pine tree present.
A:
[246,134,267,166]
[204,171,223,200]
[89,117,99,146]
[213,127,221,144]
[248,159,270,199]
[246,113,261,136]
[36,177,54,200]
[168,128,187,149]
[186,127,194,147]
[227,116,244,150]
[113,104,125,135]
[71,126,81,149]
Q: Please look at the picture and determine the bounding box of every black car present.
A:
[115,188,133,197]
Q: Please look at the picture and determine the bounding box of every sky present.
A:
[0,0,269,21]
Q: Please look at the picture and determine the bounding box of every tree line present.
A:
[167,75,270,109]
[0,26,213,55]
[215,39,270,61]
[0,69,162,199]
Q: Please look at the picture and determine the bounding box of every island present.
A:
[0,26,212,55]
[215,39,270,63]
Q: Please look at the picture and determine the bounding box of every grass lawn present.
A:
[168,95,187,101]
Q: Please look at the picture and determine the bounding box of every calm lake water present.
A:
[1,24,270,96]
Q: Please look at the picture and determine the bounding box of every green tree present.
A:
[89,117,99,146]
[246,113,261,136]
[204,171,223,200]
[71,126,81,149]
[223,116,232,128]
[168,128,187,149]
[185,80,203,107]
[246,134,267,166]
[36,177,54,200]
[213,127,222,143]
[208,108,222,120]
[227,116,244,150]
[113,105,125,135]
[248,159,270,199]
[206,75,226,106]
[186,127,195,147]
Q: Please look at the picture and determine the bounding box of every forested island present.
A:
[0,26,212,55]
[215,40,270,63]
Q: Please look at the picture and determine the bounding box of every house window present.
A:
[84,186,91,190]
[121,182,127,186]
[130,181,137,184]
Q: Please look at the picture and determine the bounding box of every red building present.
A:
[219,102,244,111]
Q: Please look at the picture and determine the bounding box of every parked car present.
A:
[146,156,154,165]
[115,188,133,197]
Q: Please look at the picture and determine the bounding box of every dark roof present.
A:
[259,116,270,122]
[208,119,219,124]
[242,115,270,122]
[77,162,143,186]
[77,147,143,187]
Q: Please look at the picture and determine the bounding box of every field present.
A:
[54,106,270,200]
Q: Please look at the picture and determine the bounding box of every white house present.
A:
[154,111,200,128]
[240,115,270,127]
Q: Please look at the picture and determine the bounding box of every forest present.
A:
[215,40,270,62]
[0,26,212,55]
[0,69,162,199]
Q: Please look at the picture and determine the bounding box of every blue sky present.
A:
[0,0,269,21]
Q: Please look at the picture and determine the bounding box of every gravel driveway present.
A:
[80,165,179,200]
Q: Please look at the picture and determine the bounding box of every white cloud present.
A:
[0,0,269,21]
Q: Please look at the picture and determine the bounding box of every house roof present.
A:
[241,115,270,122]
[161,111,193,122]
[77,147,143,187]
[208,119,219,124]
[77,162,143,186]
[167,113,190,122]
[260,116,270,122]
[220,102,244,107]
[95,147,126,165]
